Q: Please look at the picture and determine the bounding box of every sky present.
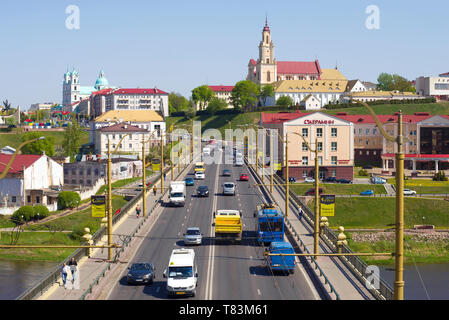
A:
[0,0,448,110]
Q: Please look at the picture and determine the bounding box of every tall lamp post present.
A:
[142,130,159,218]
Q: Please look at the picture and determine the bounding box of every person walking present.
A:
[68,257,77,284]
[298,207,303,221]
[61,263,69,287]
[136,204,141,218]
[153,186,157,196]
[163,172,166,181]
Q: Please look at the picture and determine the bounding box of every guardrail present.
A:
[245,159,340,300]
[272,173,394,300]
[16,167,173,301]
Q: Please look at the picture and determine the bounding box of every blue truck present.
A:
[267,241,295,274]
[254,203,284,245]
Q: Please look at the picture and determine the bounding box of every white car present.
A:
[403,189,417,196]
[183,227,203,245]
[304,177,315,183]
[222,182,236,196]
[195,171,205,180]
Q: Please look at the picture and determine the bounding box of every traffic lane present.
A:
[108,163,218,300]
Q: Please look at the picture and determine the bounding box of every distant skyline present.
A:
[1,0,448,110]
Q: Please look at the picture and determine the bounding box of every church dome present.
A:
[94,70,109,90]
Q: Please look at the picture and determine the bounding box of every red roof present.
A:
[208,85,234,92]
[277,60,321,76]
[91,88,116,97]
[261,111,311,123]
[0,154,41,174]
[111,88,168,95]
[250,59,257,66]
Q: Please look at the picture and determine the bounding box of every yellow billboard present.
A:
[320,195,335,217]
[151,159,161,171]
[91,195,106,218]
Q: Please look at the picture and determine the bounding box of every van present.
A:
[194,162,205,173]
[371,176,386,184]
[202,147,211,156]
[267,241,296,274]
[163,248,198,297]
[235,153,244,166]
[169,181,186,207]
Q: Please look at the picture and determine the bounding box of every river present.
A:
[379,264,449,300]
[0,260,58,300]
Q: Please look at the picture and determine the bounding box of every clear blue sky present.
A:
[1,0,448,109]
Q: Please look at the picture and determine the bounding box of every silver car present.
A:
[223,182,236,196]
[183,227,202,245]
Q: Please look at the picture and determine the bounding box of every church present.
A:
[247,19,323,85]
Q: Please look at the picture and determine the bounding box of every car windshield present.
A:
[168,266,193,278]
[171,192,184,198]
[186,178,193,181]
[224,183,234,188]
[130,263,150,271]
[186,229,200,235]
[195,166,204,170]
[198,186,208,191]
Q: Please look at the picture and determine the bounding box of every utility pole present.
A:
[142,136,146,217]
[107,141,113,261]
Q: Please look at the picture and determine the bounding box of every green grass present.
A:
[96,173,152,195]
[292,183,386,195]
[388,178,449,194]
[0,232,80,261]
[347,235,449,265]
[0,215,15,228]
[312,197,449,229]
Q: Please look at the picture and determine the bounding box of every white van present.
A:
[169,181,186,207]
[202,147,211,156]
[163,248,198,297]
[235,153,244,166]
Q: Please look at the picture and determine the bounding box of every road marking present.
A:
[257,289,261,296]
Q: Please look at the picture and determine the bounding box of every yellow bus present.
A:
[194,162,205,173]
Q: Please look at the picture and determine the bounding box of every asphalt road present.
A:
[107,147,321,300]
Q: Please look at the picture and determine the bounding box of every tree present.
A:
[260,84,275,106]
[21,132,55,156]
[169,92,189,114]
[231,80,260,112]
[377,73,393,91]
[2,99,11,113]
[377,73,415,92]
[276,95,294,108]
[5,117,17,126]
[62,119,84,159]
[58,191,81,210]
[184,100,197,119]
[206,97,227,115]
[191,85,214,110]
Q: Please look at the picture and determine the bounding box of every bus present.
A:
[254,203,284,245]
[194,162,205,173]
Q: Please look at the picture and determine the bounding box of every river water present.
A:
[0,260,58,300]
[379,264,449,300]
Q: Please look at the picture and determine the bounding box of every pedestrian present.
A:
[68,257,77,284]
[298,207,303,221]
[153,186,157,196]
[136,204,141,218]
[163,172,166,180]
[61,263,69,287]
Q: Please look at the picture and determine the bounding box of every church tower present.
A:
[254,18,277,85]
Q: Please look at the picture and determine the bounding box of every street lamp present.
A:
[141,130,159,219]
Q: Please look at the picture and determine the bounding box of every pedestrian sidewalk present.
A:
[39,164,188,300]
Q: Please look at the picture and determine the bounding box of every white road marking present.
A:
[257,289,261,296]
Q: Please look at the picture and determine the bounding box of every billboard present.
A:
[320,195,335,217]
[91,195,106,218]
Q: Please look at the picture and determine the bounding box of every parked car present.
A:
[127,263,155,285]
[304,177,315,183]
[223,182,236,196]
[222,169,232,177]
[196,185,209,197]
[304,188,323,196]
[240,174,249,181]
[195,171,205,180]
[404,189,417,196]
[183,227,203,245]
[323,177,337,183]
[362,165,373,169]
[360,190,374,196]
[370,176,386,184]
[185,177,195,186]
[337,178,352,184]
[288,177,296,183]
[135,184,143,191]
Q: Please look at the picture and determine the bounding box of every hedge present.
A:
[325,97,436,110]
[57,191,81,210]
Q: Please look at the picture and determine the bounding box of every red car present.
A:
[240,174,249,181]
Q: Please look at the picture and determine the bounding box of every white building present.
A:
[345,80,367,93]
[300,95,321,110]
[0,154,63,214]
[63,69,110,107]
[416,73,449,101]
[29,102,57,111]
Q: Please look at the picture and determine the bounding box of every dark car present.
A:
[197,185,209,197]
[127,263,155,285]
[337,178,352,184]
[323,177,337,183]
[185,177,195,186]
[304,188,323,196]
[222,169,232,177]
[362,165,373,170]
[288,177,296,183]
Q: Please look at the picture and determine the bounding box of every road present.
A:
[107,146,323,300]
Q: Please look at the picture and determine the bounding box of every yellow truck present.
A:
[213,209,242,243]
[194,162,205,173]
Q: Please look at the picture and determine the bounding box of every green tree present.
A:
[5,117,17,125]
[2,99,11,113]
[63,119,84,159]
[206,97,227,115]
[276,95,294,108]
[58,191,81,210]
[231,80,260,112]
[260,84,275,106]
[169,92,189,114]
[184,100,197,119]
[377,73,414,92]
[191,85,215,110]
[21,132,55,156]
[11,206,35,224]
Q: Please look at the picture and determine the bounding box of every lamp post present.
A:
[142,130,158,218]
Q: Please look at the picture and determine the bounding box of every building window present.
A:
[366,151,370,155]
[373,151,377,155]
[72,169,76,175]
[36,197,40,204]
[87,168,91,175]
[27,196,31,203]
[359,129,362,134]
[79,179,84,185]
[359,151,362,155]
[373,129,377,135]
[71,179,76,184]
[331,142,337,151]
[366,140,369,145]
[95,169,99,176]
[317,128,323,137]
[87,180,91,185]
[302,128,308,137]
[302,142,308,151]
[11,196,16,203]
[303,170,308,177]
[64,168,68,174]
[331,156,337,165]
[331,128,337,137]
[318,156,323,165]
[317,142,323,151]
[302,156,308,165]
[129,143,132,148]
[79,169,84,175]
[366,129,370,135]
[331,169,337,177]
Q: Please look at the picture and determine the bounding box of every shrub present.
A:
[433,171,448,181]
[33,205,50,220]
[70,221,98,241]
[11,206,35,224]
[58,191,81,210]
[358,169,369,177]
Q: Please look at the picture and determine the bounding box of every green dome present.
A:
[94,70,109,90]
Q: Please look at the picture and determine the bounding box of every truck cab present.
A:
[267,241,295,274]
[163,248,198,297]
[194,162,205,173]
[169,181,186,207]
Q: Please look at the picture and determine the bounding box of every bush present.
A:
[58,191,81,210]
[433,171,448,181]
[358,169,369,177]
[325,97,437,109]
[11,206,35,224]
[33,205,50,220]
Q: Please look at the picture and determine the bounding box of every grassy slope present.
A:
[387,178,449,194]
[292,183,387,195]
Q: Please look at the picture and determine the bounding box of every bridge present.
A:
[18,140,393,300]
